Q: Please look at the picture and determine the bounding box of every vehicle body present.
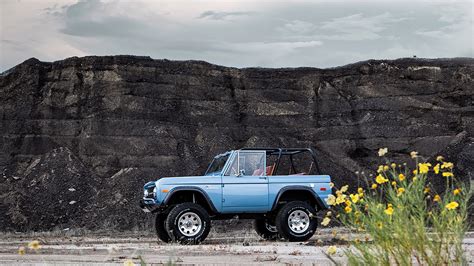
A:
[140,148,332,244]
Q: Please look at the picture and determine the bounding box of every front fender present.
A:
[162,186,219,213]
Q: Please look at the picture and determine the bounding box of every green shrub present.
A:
[324,150,471,265]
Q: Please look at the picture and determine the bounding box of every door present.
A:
[221,150,269,213]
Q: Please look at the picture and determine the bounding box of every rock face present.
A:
[1,56,473,231]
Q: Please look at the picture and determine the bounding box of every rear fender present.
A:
[271,185,327,211]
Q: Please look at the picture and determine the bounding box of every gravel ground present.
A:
[0,228,473,265]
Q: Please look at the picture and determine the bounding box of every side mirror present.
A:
[235,169,245,177]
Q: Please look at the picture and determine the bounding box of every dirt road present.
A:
[1,229,473,265]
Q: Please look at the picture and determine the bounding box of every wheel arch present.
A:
[163,186,218,215]
[271,186,326,211]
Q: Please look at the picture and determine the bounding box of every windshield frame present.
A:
[204,151,232,176]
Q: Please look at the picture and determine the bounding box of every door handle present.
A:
[259,176,267,179]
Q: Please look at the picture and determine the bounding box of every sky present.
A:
[0,0,472,71]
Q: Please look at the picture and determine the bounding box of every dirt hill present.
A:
[1,56,473,231]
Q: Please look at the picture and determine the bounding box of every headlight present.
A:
[144,184,157,199]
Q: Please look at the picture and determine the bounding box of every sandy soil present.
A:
[0,229,473,265]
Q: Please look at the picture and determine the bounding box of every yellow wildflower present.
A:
[350,193,360,203]
[327,245,337,255]
[378,147,388,156]
[18,247,25,255]
[434,163,440,174]
[433,194,441,202]
[377,165,384,173]
[398,173,405,181]
[391,163,396,168]
[441,162,454,169]
[321,217,331,226]
[326,211,332,216]
[424,187,430,194]
[329,182,334,188]
[397,187,405,196]
[371,183,378,189]
[445,201,459,210]
[340,185,349,193]
[375,174,389,184]
[391,181,397,186]
[383,165,390,171]
[377,222,383,229]
[357,187,364,194]
[124,260,136,266]
[28,240,41,250]
[453,188,461,195]
[384,206,394,215]
[413,176,417,181]
[413,169,418,175]
[344,206,352,213]
[326,195,336,206]
[335,194,346,205]
[410,151,418,159]
[418,163,431,174]
[442,172,454,178]
[436,155,444,162]
[345,200,352,207]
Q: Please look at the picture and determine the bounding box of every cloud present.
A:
[318,12,408,41]
[198,10,253,20]
[223,40,322,53]
[1,0,472,71]
[276,12,409,42]
[55,0,148,38]
[277,20,316,35]
[415,4,472,40]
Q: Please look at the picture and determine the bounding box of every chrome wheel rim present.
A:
[287,210,310,233]
[178,212,202,237]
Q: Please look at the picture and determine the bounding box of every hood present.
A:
[158,175,221,185]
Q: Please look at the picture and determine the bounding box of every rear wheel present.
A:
[254,218,279,240]
[155,212,171,243]
[165,203,211,244]
[275,201,317,242]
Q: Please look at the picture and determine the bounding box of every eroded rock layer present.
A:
[1,56,473,231]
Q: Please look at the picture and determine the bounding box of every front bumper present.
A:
[139,199,160,213]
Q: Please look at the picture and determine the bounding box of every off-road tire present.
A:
[165,203,211,244]
[275,201,317,242]
[254,218,280,240]
[155,212,171,243]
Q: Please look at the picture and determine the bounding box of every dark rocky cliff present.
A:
[1,56,473,231]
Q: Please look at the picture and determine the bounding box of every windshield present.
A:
[205,154,230,175]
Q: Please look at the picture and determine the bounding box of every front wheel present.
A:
[254,218,279,240]
[165,203,211,244]
[275,201,317,242]
[155,212,171,243]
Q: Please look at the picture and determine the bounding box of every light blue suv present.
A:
[140,148,332,244]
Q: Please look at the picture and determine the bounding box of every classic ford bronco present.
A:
[140,148,332,244]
